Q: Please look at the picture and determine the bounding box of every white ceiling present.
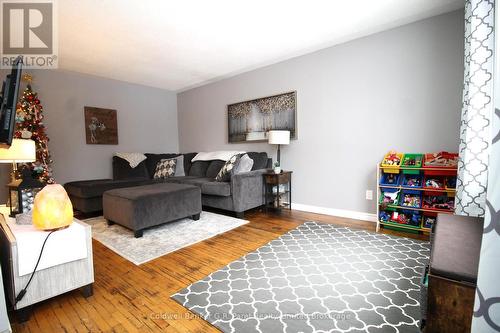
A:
[59,0,464,92]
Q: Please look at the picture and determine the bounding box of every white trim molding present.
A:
[291,203,377,223]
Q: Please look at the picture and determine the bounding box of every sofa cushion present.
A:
[65,178,153,198]
[153,158,177,179]
[188,161,210,177]
[161,176,198,184]
[183,152,197,174]
[68,195,104,213]
[206,160,226,179]
[113,156,149,180]
[145,153,179,178]
[247,152,268,170]
[216,154,243,182]
[202,182,231,197]
[115,153,147,168]
[235,154,254,174]
[177,177,214,188]
[173,155,185,176]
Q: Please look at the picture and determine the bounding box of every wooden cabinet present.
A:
[263,171,292,211]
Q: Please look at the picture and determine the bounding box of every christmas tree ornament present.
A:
[21,130,32,139]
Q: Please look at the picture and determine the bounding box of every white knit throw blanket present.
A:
[192,151,246,162]
[115,152,147,168]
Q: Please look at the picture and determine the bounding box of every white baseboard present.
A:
[291,203,377,223]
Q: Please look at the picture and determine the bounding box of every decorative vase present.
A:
[274,167,281,174]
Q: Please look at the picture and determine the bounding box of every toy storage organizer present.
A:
[377,152,458,235]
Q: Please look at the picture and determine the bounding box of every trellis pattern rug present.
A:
[172,221,429,333]
[83,212,247,265]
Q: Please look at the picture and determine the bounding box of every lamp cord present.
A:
[15,230,55,305]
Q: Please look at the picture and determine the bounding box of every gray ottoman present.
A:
[103,183,202,238]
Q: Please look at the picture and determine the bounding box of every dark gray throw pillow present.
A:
[112,156,149,180]
[153,159,177,179]
[215,154,242,182]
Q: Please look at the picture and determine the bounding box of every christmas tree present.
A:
[14,75,55,184]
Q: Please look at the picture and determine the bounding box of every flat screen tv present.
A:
[0,56,23,148]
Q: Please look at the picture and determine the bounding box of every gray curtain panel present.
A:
[455,0,495,217]
[471,1,500,332]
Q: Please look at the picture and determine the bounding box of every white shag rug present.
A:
[83,211,248,265]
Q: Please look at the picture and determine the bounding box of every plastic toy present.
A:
[390,211,420,226]
[382,151,401,166]
[382,190,399,205]
[402,194,421,208]
[386,174,397,184]
[410,214,421,226]
[397,213,409,224]
[424,152,458,167]
[425,178,443,188]
[379,211,390,222]
[391,211,408,224]
[401,154,423,169]
[422,195,454,210]
[405,177,421,187]
[403,157,416,166]
[424,216,436,229]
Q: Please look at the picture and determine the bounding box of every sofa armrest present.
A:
[230,169,267,212]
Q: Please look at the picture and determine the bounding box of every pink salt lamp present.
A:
[32,184,74,230]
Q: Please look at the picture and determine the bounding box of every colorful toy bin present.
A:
[423,152,459,176]
[401,154,423,175]
[379,188,400,206]
[381,151,403,174]
[423,214,437,229]
[402,174,423,188]
[380,172,401,186]
[400,190,422,208]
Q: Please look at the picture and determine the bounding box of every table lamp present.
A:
[0,139,42,216]
[0,139,36,181]
[32,184,73,230]
[268,130,290,166]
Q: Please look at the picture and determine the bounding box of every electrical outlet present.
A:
[366,190,373,200]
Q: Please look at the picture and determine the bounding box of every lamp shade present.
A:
[32,184,74,230]
[268,130,290,145]
[0,139,36,163]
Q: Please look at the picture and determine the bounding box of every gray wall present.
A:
[0,70,178,202]
[178,10,464,216]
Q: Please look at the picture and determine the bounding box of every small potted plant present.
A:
[273,161,281,174]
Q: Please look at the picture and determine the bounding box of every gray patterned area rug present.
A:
[172,221,430,333]
[83,212,247,265]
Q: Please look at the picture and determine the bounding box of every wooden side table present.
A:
[0,210,94,322]
[263,171,292,212]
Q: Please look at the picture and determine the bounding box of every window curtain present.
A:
[472,72,500,330]
[455,0,495,217]
[469,0,500,332]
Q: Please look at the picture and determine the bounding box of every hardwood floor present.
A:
[9,208,427,333]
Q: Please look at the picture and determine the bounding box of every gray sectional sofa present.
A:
[64,152,271,218]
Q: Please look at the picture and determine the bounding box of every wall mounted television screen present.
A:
[0,56,23,148]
